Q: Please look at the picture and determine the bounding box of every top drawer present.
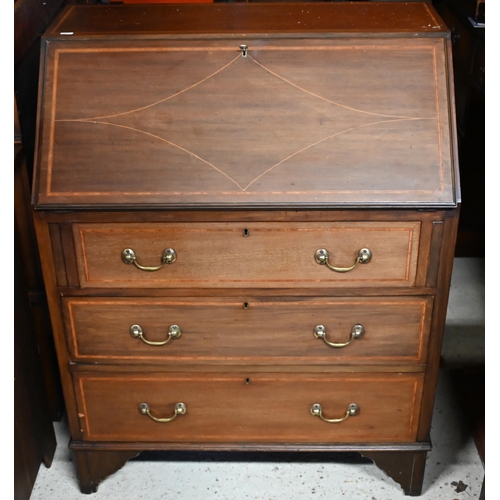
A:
[72,221,421,288]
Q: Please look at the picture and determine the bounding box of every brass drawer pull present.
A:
[130,324,182,346]
[310,402,360,423]
[314,248,372,272]
[313,324,365,348]
[121,248,177,271]
[138,402,186,423]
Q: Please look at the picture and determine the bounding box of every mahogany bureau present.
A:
[31,3,460,495]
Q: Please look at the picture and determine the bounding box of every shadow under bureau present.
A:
[31,2,460,495]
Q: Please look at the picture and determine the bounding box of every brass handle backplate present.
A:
[315,248,372,273]
[121,248,177,271]
[313,324,365,348]
[130,324,182,346]
[138,402,186,423]
[310,402,360,423]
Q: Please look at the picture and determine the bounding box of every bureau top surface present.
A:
[47,3,447,38]
[33,3,459,210]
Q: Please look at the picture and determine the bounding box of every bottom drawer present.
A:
[74,372,423,443]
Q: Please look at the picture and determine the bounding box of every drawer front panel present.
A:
[63,296,432,364]
[72,221,421,288]
[74,373,424,443]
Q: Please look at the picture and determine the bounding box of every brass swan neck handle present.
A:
[315,248,372,273]
[122,247,177,271]
[313,324,365,348]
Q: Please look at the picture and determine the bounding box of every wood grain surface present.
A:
[72,221,421,288]
[74,372,424,443]
[33,31,457,209]
[46,3,446,37]
[62,296,432,364]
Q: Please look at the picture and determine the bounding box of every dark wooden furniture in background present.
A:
[14,99,64,425]
[32,3,460,496]
[14,224,57,500]
[15,1,69,497]
[433,0,484,257]
[15,0,67,426]
[14,101,57,500]
[433,0,485,485]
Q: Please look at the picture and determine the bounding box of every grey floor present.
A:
[30,258,485,500]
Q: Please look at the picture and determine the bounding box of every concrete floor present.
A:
[30,258,485,499]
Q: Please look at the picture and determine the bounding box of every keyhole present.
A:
[244,302,249,309]
[245,378,251,385]
[243,228,250,237]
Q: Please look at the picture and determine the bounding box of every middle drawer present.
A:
[62,296,432,365]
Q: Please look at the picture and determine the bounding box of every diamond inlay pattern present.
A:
[45,41,454,206]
